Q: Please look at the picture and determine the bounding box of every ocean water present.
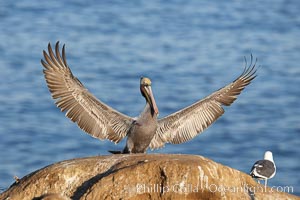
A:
[0,0,299,196]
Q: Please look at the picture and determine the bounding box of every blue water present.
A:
[0,0,299,196]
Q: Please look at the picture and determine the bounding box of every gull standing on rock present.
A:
[250,151,276,187]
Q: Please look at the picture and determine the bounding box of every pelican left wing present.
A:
[41,42,134,143]
[150,57,257,149]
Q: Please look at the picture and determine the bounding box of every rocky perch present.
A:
[0,154,298,200]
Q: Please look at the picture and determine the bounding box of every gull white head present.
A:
[264,151,274,162]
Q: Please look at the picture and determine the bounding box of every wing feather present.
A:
[41,41,133,143]
[150,56,257,149]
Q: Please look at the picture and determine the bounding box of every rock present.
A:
[0,154,298,200]
[34,193,71,200]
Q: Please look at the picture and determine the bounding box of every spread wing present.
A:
[41,42,134,143]
[150,57,257,149]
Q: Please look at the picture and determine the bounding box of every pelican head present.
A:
[264,151,274,162]
[140,77,159,115]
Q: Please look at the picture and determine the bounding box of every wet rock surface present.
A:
[0,154,298,200]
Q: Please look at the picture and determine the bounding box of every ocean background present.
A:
[0,0,299,196]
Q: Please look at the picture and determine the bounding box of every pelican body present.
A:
[41,42,257,154]
[123,77,159,153]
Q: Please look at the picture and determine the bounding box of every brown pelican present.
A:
[41,42,257,154]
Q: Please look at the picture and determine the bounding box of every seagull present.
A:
[41,41,257,154]
[250,151,276,187]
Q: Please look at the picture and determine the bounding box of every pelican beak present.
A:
[145,85,159,115]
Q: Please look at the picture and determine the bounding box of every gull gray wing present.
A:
[150,57,257,149]
[41,42,133,143]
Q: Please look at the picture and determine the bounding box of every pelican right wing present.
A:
[150,57,257,149]
[41,42,133,143]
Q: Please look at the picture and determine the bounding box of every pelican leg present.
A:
[108,150,122,154]
[124,137,134,154]
[257,179,260,184]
